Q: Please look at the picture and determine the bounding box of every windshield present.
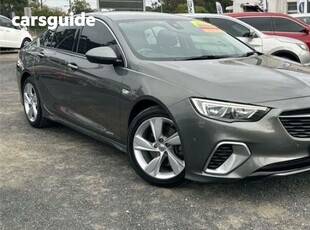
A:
[117,19,254,61]
[297,16,310,25]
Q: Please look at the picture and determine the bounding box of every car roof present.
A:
[226,12,293,17]
[226,12,309,27]
[86,11,188,21]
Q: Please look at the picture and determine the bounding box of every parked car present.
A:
[291,13,310,25]
[182,13,310,65]
[17,12,310,186]
[227,12,310,50]
[0,15,32,49]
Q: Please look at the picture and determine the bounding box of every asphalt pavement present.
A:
[0,53,309,230]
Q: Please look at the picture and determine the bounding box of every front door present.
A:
[58,19,125,141]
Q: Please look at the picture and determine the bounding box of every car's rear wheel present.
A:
[23,78,52,128]
[128,106,186,187]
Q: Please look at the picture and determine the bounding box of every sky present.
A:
[44,0,156,11]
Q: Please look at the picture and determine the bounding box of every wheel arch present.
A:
[20,71,32,91]
[20,37,32,48]
[128,96,172,127]
[271,50,300,63]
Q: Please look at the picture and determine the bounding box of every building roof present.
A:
[86,11,188,21]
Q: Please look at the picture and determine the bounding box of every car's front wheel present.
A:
[128,106,186,187]
[23,78,52,128]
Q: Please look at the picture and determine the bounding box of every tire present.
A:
[127,106,186,187]
[20,38,31,49]
[22,77,52,128]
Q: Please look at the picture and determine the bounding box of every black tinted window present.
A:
[77,21,119,55]
[53,26,79,51]
[209,18,250,37]
[273,17,305,32]
[239,17,272,31]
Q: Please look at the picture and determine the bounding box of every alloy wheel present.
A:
[23,83,38,122]
[133,117,185,179]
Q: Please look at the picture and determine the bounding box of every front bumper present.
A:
[169,97,310,183]
[299,50,310,66]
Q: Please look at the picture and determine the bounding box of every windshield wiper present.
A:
[181,55,231,61]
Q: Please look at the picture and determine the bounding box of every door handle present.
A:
[38,52,45,58]
[67,63,79,71]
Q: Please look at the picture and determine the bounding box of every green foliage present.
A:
[0,0,28,17]
[28,2,66,36]
[174,3,207,13]
[146,0,231,13]
[71,0,94,14]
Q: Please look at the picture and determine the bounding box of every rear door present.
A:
[0,17,6,47]
[33,25,81,118]
[0,16,22,48]
[238,17,274,35]
[208,18,263,52]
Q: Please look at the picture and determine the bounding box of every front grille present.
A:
[280,116,310,138]
[207,144,233,170]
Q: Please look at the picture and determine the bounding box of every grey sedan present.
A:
[17,12,310,186]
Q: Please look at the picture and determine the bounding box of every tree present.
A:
[28,1,66,35]
[147,0,232,13]
[0,0,28,18]
[174,3,207,13]
[70,0,94,14]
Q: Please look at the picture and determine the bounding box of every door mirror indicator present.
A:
[85,47,120,65]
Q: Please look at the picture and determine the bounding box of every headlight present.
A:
[297,43,309,51]
[190,98,270,122]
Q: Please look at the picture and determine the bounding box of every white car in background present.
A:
[0,15,32,49]
[291,13,310,25]
[183,14,310,65]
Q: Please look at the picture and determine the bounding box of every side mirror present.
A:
[20,25,28,31]
[85,46,119,65]
[248,29,256,39]
[305,27,310,35]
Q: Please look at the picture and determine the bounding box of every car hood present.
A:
[138,55,310,104]
[270,35,304,44]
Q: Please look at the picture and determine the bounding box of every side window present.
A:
[209,18,250,37]
[34,30,48,47]
[272,17,305,32]
[0,17,14,28]
[77,20,120,56]
[53,25,79,51]
[239,17,272,31]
